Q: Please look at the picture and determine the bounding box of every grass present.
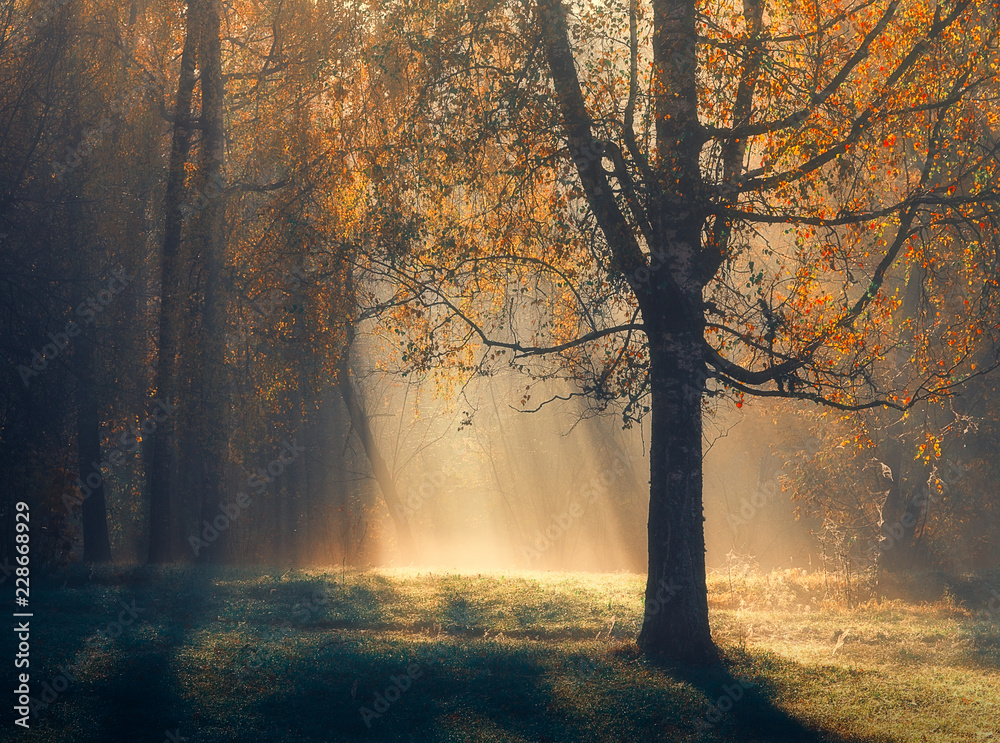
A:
[13,565,1000,742]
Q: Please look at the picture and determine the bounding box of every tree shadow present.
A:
[660,647,896,743]
[958,625,1000,672]
[27,568,908,742]
[252,635,899,743]
[31,565,216,743]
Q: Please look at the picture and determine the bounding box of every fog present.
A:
[350,358,820,575]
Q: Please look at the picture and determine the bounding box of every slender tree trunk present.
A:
[192,0,229,564]
[147,0,201,563]
[337,265,416,560]
[272,482,286,564]
[876,441,904,571]
[877,444,927,573]
[337,349,416,561]
[280,485,291,565]
[292,376,313,565]
[75,335,113,563]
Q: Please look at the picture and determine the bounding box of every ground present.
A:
[12,566,1000,742]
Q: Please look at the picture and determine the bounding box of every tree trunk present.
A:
[337,349,416,561]
[291,375,313,565]
[337,264,416,561]
[635,0,716,663]
[539,0,716,663]
[876,440,929,573]
[273,478,287,564]
[147,0,201,563]
[876,441,904,571]
[75,335,113,563]
[876,265,927,573]
[637,327,717,664]
[192,0,229,564]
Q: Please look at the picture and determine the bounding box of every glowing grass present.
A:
[21,566,1000,742]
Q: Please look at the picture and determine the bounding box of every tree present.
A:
[361,0,1000,663]
[144,0,406,564]
[145,0,204,563]
[1,0,388,567]
[336,272,418,561]
[0,0,157,566]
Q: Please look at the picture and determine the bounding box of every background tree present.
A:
[0,0,156,565]
[1,0,392,568]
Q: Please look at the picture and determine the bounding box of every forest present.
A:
[1,0,1000,740]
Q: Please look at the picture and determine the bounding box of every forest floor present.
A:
[13,565,1000,742]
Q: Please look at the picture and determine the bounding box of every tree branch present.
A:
[537,0,650,286]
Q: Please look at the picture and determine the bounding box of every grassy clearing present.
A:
[14,566,1000,742]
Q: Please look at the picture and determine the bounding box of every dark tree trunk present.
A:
[271,443,293,566]
[291,375,313,565]
[192,0,229,564]
[272,483,286,564]
[540,0,717,663]
[876,441,904,570]
[637,323,717,664]
[147,0,201,563]
[635,0,717,664]
[876,441,928,573]
[75,335,113,563]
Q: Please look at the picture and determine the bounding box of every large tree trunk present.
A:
[539,0,717,663]
[75,335,113,563]
[636,0,716,664]
[147,0,201,563]
[638,325,717,664]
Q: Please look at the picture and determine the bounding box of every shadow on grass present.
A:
[24,568,907,743]
[26,565,216,743]
[254,635,611,742]
[240,636,899,743]
[958,623,1000,672]
[662,647,895,743]
[212,569,407,631]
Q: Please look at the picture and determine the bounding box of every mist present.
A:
[331,347,823,576]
